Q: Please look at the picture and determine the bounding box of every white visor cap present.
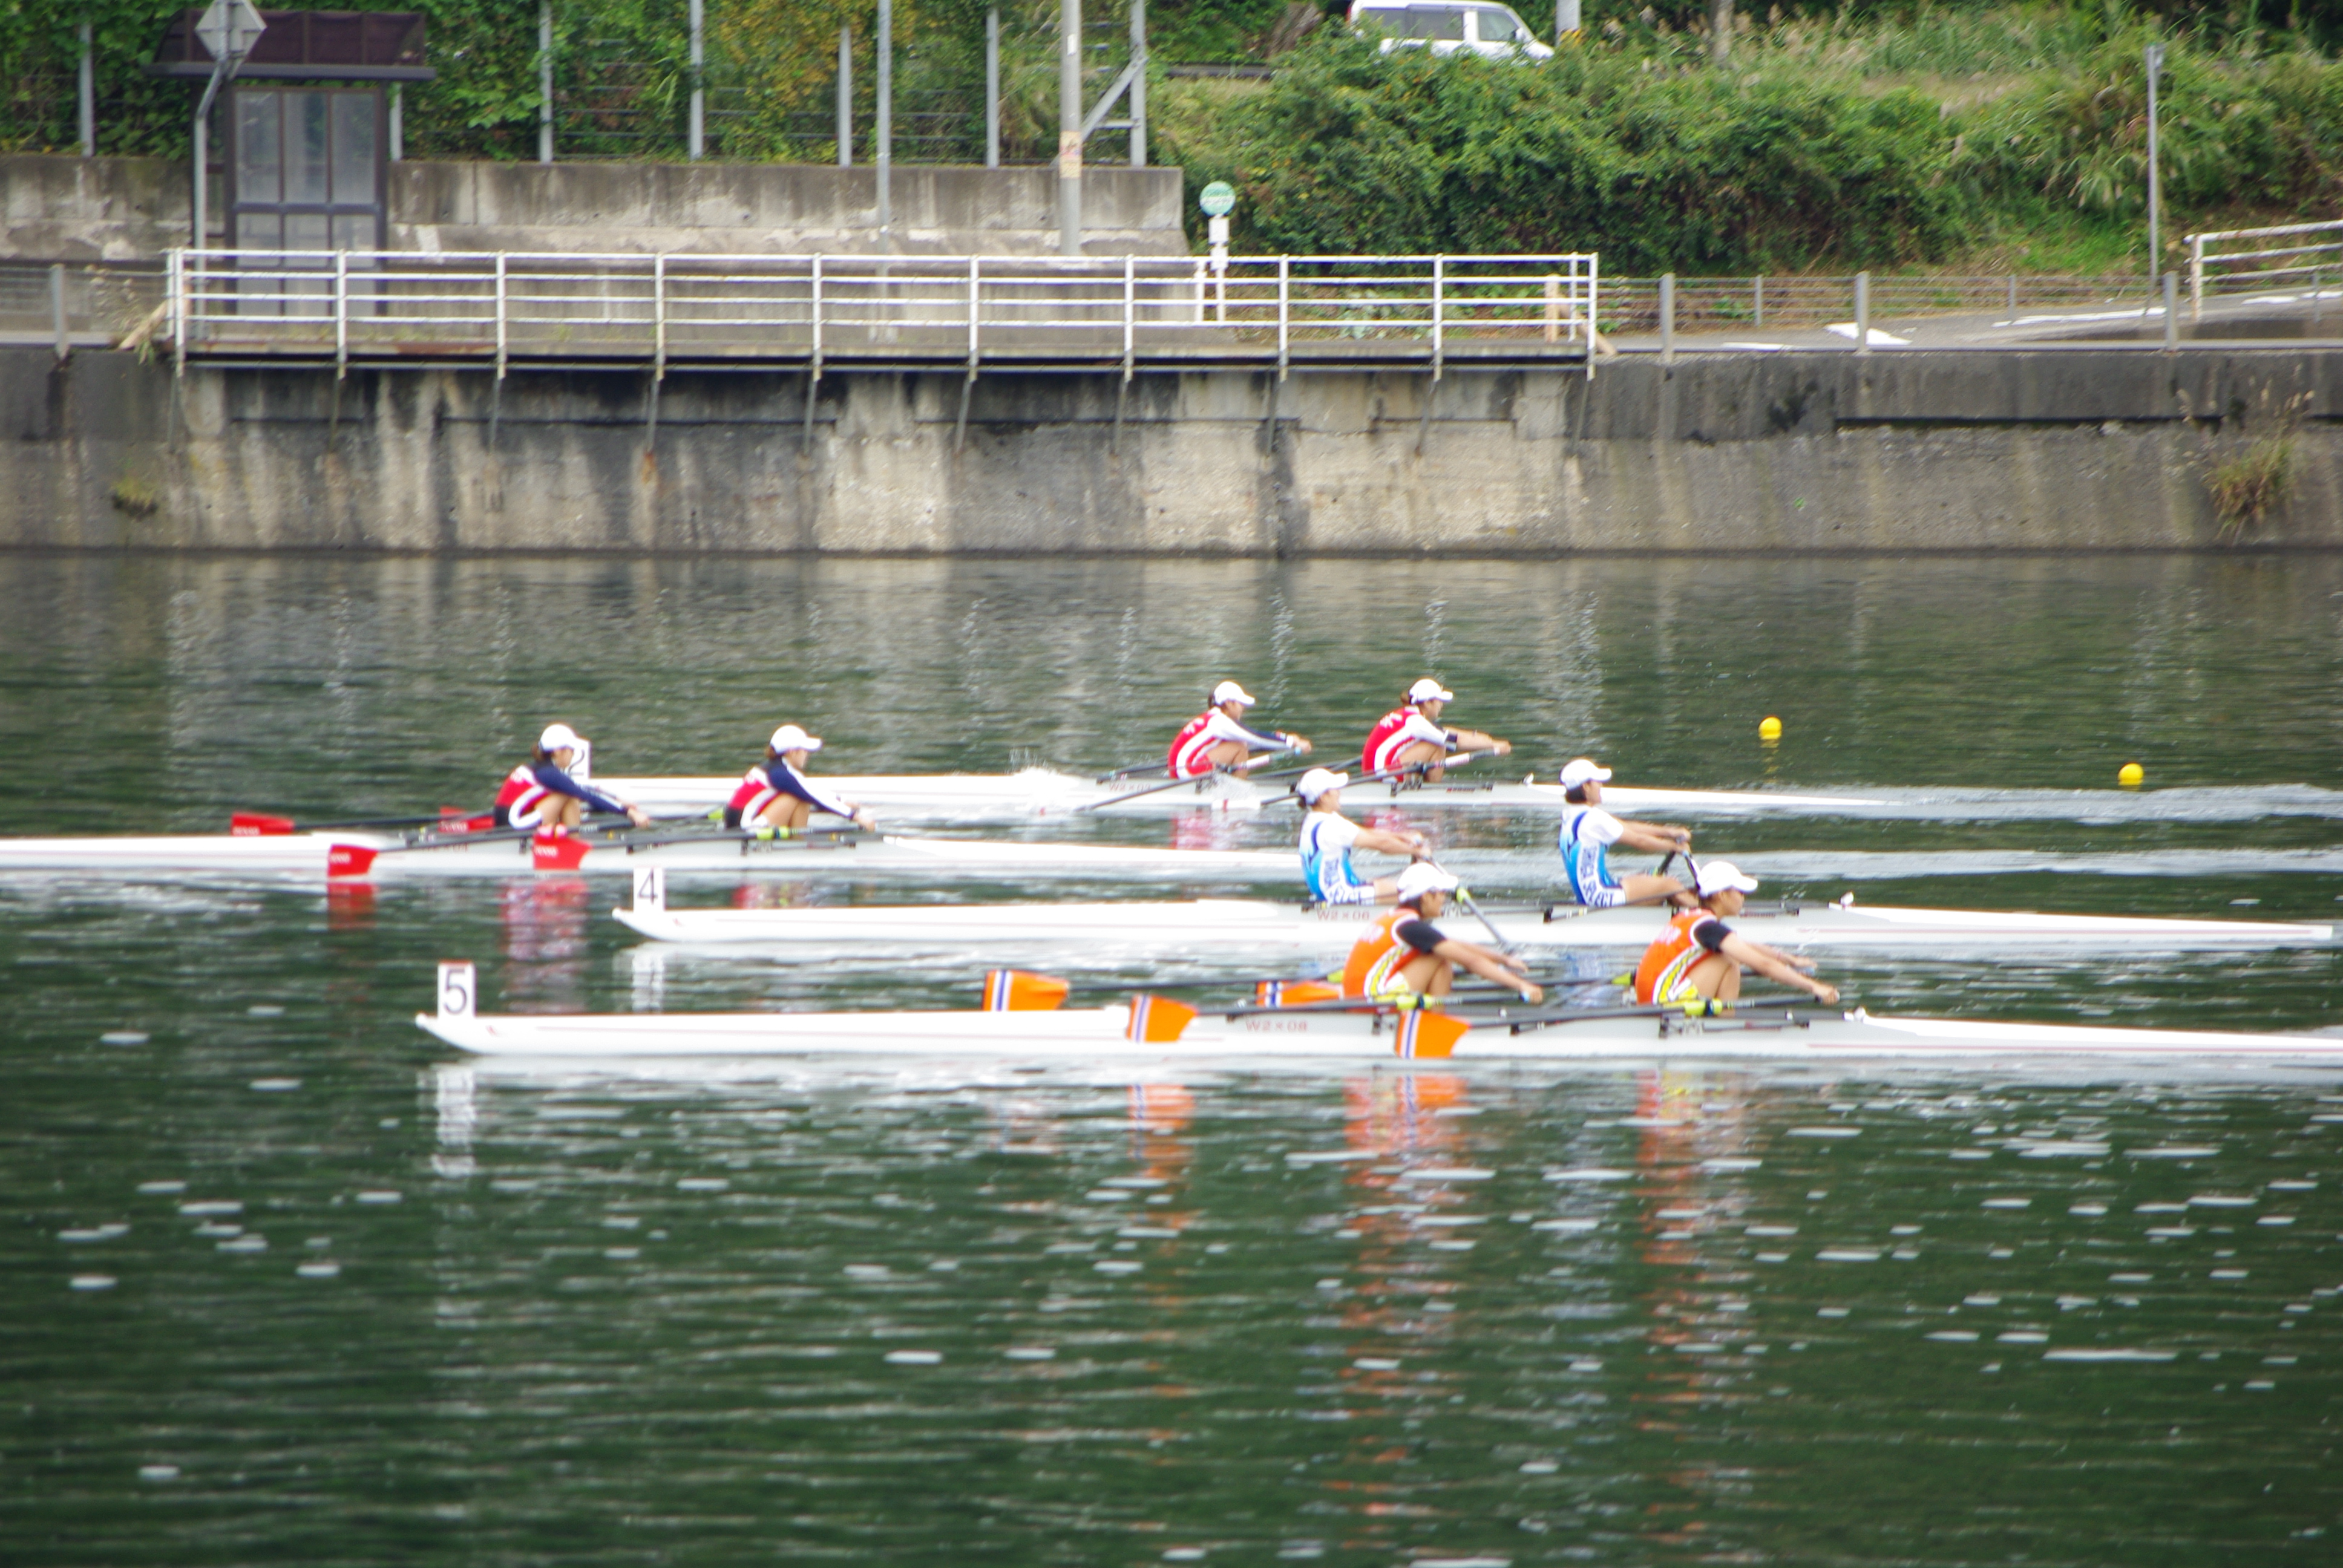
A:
[1295,767,1349,803]
[1395,862,1460,901]
[1696,860,1760,898]
[1558,757,1613,789]
[770,724,823,753]
[539,724,585,753]
[1407,678,1455,705]
[1212,681,1257,707]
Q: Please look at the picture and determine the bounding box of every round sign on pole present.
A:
[1198,181,1236,218]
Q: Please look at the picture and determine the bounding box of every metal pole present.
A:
[192,109,208,250]
[1855,269,1870,355]
[837,28,851,167]
[2162,270,2177,352]
[1059,0,1082,258]
[1752,273,1762,328]
[2189,234,2203,322]
[78,21,95,157]
[51,264,70,361]
[1129,0,1147,169]
[538,2,554,165]
[688,0,704,161]
[877,0,891,235]
[1659,272,1674,365]
[985,8,1000,169]
[389,85,402,162]
[1556,0,1581,41]
[2145,43,2164,290]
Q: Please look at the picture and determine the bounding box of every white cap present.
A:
[1212,680,1257,707]
[769,724,823,754]
[1696,860,1760,897]
[539,724,585,753]
[1296,767,1349,803]
[1407,678,1455,705]
[1558,757,1612,789]
[1395,862,1460,901]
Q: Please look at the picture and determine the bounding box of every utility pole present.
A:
[837,28,851,166]
[2145,42,2166,289]
[985,7,1000,169]
[538,2,554,165]
[687,0,704,160]
[1059,0,1081,257]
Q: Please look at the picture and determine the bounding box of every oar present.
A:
[233,808,490,835]
[1074,746,1300,814]
[1262,749,1499,808]
[1495,993,1821,1033]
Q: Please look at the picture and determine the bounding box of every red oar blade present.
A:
[232,812,297,837]
[531,832,591,872]
[326,843,379,879]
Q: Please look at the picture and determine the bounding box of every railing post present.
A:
[494,253,508,379]
[1276,255,1289,380]
[1543,273,1560,344]
[985,8,1001,169]
[1430,255,1444,381]
[809,254,824,376]
[1193,256,1205,325]
[334,249,349,379]
[1659,272,1674,365]
[1122,254,1135,374]
[1853,270,1870,356]
[967,255,981,368]
[2189,234,2203,323]
[170,249,186,377]
[1753,273,1763,329]
[653,253,667,380]
[2162,271,2177,353]
[50,263,70,362]
[837,28,853,166]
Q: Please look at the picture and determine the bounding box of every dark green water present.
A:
[4,554,2339,1564]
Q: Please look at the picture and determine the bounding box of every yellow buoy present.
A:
[1758,716,1783,742]
[2118,762,2145,788]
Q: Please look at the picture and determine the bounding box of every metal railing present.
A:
[163,249,1601,375]
[0,260,166,356]
[1601,272,2171,337]
[2185,218,2343,322]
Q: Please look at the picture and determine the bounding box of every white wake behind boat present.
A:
[0,828,1290,882]
[417,981,2338,1066]
[609,879,2336,953]
[600,768,1884,822]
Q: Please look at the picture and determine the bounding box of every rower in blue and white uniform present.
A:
[493,724,652,832]
[1555,756,1694,909]
[725,725,876,832]
[1295,766,1427,904]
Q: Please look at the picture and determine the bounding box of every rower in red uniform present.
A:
[493,724,652,832]
[1361,679,1511,782]
[726,725,876,832]
[1167,681,1311,779]
[1341,864,1542,1004]
[1633,860,1840,1009]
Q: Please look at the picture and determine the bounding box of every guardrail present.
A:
[0,260,166,357]
[2185,218,2343,322]
[1602,272,2172,337]
[164,249,1601,377]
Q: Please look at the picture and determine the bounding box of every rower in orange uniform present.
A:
[1633,860,1840,1009]
[1341,863,1542,1005]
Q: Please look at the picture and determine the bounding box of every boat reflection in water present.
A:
[499,877,594,1014]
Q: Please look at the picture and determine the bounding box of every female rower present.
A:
[1296,766,1426,905]
[1168,681,1311,779]
[1341,864,1542,1004]
[726,725,876,832]
[1555,757,1693,909]
[1362,679,1510,782]
[1634,860,1838,1008]
[494,724,652,832]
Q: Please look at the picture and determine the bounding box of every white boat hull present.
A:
[612,896,2333,952]
[418,1003,2342,1064]
[0,831,1290,881]
[601,769,1883,821]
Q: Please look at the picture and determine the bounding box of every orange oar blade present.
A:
[1395,1010,1469,1059]
[1125,995,1199,1044]
[982,970,1070,1011]
[232,812,297,837]
[1256,979,1342,1007]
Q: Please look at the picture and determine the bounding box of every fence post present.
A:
[171,249,186,378]
[1853,270,1870,356]
[985,8,1001,169]
[653,254,667,380]
[538,2,554,165]
[687,0,705,160]
[2188,235,2202,323]
[967,255,981,368]
[809,254,824,375]
[1659,272,1674,365]
[334,249,349,379]
[50,264,69,362]
[2161,271,2177,352]
[1752,273,1763,330]
[1430,255,1444,380]
[1122,254,1136,372]
[1276,255,1289,381]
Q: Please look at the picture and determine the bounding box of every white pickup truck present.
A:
[1349,1,1556,61]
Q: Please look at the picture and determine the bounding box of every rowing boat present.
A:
[609,878,2336,952]
[417,983,2338,1065]
[600,768,1883,821]
[0,828,1291,882]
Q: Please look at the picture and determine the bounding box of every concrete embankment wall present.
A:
[7,347,2341,554]
[1,154,1187,261]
